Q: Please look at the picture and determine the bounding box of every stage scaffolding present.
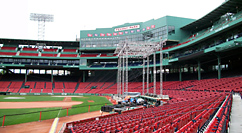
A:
[115,38,166,98]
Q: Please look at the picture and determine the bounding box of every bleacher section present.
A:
[65,92,228,133]
[62,49,77,53]
[58,48,78,57]
[7,81,23,93]
[59,53,78,57]
[204,94,232,133]
[41,53,57,57]
[31,82,45,93]
[53,82,64,93]
[64,82,77,93]
[42,48,58,52]
[0,81,10,92]
[19,52,39,56]
[0,46,81,58]
[22,47,38,51]
[0,46,18,56]
[80,54,98,57]
[0,46,17,51]
[1,77,242,95]
[0,52,16,56]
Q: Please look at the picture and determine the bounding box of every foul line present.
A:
[49,117,59,133]
[57,108,62,117]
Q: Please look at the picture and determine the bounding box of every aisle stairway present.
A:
[229,93,242,133]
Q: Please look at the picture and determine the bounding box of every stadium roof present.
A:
[181,0,242,32]
[0,38,79,47]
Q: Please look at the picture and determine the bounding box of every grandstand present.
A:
[1,0,242,132]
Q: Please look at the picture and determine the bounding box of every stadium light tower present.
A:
[30,13,54,40]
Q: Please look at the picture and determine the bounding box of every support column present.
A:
[122,56,125,95]
[198,61,201,80]
[82,71,85,82]
[160,50,163,96]
[218,56,221,79]
[51,69,53,83]
[25,69,28,83]
[153,53,156,95]
[117,58,121,96]
[119,58,122,95]
[179,67,182,81]
[125,53,128,93]
[146,56,149,94]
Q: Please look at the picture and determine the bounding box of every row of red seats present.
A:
[146,77,242,95]
[1,78,242,94]
[204,94,232,133]
[62,49,77,52]
[187,77,242,92]
[42,48,58,52]
[80,54,99,57]
[59,54,78,57]
[67,94,225,133]
[0,52,78,57]
[176,95,226,133]
[1,81,23,93]
[0,52,16,56]
[22,47,38,51]
[74,82,115,93]
[0,81,78,93]
[43,48,77,52]
[1,47,77,52]
[0,46,17,50]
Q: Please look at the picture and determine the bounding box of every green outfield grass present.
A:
[0,95,112,126]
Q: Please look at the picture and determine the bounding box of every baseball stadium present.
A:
[1,0,242,132]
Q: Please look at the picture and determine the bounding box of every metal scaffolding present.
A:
[142,58,145,95]
[115,39,166,97]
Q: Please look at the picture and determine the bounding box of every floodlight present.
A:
[30,13,54,40]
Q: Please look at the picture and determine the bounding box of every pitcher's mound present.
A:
[88,100,94,102]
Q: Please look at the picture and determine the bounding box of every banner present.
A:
[100,33,105,36]
[114,25,140,31]
[86,25,155,38]
[107,33,112,36]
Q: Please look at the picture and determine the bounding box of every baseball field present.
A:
[0,95,112,126]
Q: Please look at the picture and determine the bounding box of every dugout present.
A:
[0,92,10,95]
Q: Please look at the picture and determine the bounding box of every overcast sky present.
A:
[0,0,225,41]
